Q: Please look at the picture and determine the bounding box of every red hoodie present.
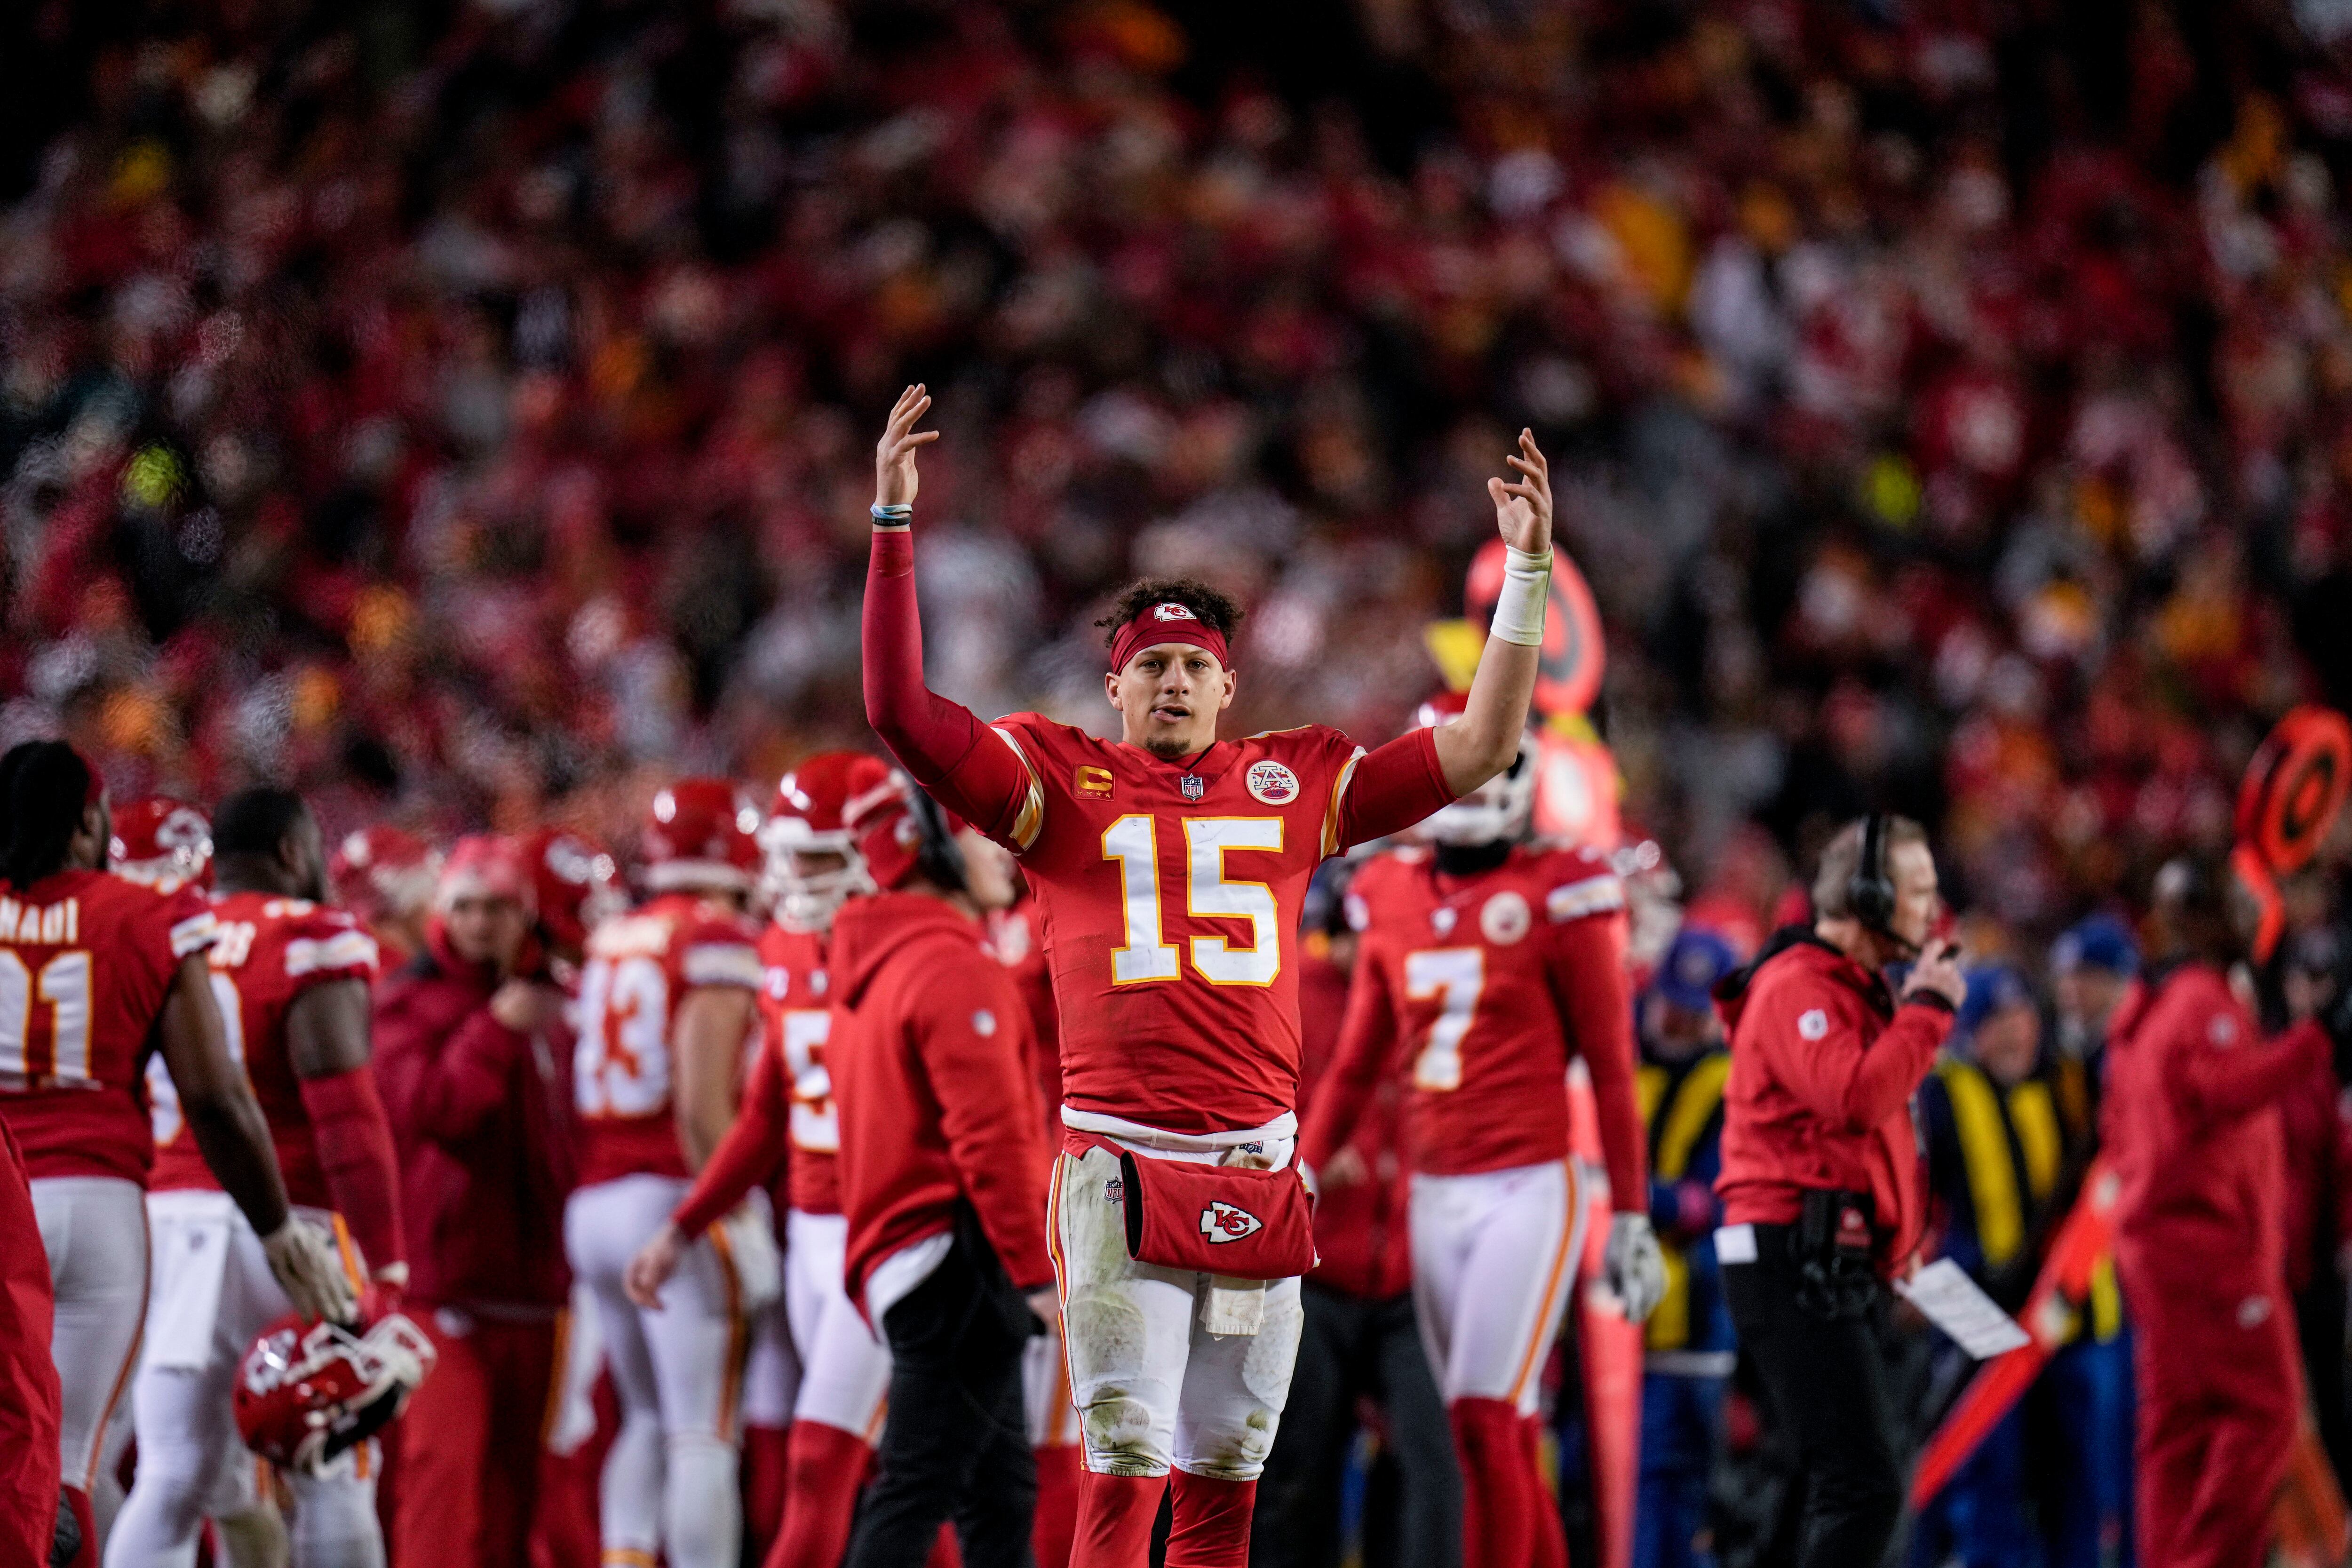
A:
[1714,931,1952,1273]
[373,926,577,1313]
[831,891,1054,1310]
[2103,961,2327,1308]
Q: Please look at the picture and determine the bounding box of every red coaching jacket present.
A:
[374,926,577,1313]
[2103,961,2327,1310]
[830,891,1055,1312]
[1714,931,1952,1272]
[1296,945,1411,1301]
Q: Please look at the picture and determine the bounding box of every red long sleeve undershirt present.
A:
[1544,914,1648,1211]
[863,527,1460,846]
[671,1036,791,1240]
[297,1066,407,1275]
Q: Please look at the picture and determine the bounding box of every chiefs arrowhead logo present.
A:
[1200,1201,1263,1244]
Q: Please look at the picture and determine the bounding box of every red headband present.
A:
[1108,604,1230,674]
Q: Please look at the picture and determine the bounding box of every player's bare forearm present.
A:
[1434,637,1540,795]
[158,955,292,1235]
[673,986,754,1171]
[1434,429,1554,795]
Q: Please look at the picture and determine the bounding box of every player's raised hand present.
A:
[1486,428,1552,557]
[874,382,939,512]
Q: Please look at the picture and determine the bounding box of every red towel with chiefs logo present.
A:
[1114,1149,1316,1280]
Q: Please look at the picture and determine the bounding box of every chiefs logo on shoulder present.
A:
[1200,1201,1263,1243]
[1246,761,1300,805]
[1152,602,1198,621]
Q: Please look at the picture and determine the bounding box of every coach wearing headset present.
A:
[1709,815,1967,1568]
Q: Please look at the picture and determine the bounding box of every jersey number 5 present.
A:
[1404,947,1485,1092]
[1102,815,1283,987]
[779,1008,837,1153]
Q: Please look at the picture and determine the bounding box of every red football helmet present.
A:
[234,1312,435,1474]
[523,827,624,951]
[1412,692,1537,846]
[329,828,442,928]
[760,752,892,929]
[110,797,214,890]
[643,778,761,894]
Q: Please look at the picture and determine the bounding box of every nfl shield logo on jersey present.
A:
[1181,775,1206,802]
[1200,1201,1263,1243]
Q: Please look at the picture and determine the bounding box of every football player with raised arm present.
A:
[1296,696,1664,1568]
[860,384,1553,1566]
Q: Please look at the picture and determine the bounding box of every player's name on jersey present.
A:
[0,895,80,945]
[590,914,679,957]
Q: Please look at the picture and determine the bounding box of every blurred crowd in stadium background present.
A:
[11,0,2352,1564]
[4,0,2349,959]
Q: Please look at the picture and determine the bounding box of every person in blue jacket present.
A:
[1633,926,1740,1568]
[1911,963,2066,1568]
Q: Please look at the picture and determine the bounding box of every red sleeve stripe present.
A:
[683,944,763,989]
[285,931,379,977]
[1546,876,1624,922]
[169,911,219,958]
[988,726,1047,852]
[1321,747,1367,858]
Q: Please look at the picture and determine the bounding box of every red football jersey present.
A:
[757,923,840,1216]
[986,897,1063,1129]
[985,716,1416,1134]
[574,892,762,1186]
[149,893,378,1203]
[0,868,217,1183]
[1303,842,1647,1192]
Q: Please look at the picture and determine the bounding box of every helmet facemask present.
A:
[1420,732,1538,847]
[760,816,877,931]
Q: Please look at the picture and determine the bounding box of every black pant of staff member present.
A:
[1708,816,1965,1567]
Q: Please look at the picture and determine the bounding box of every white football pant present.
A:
[1409,1159,1586,1414]
[33,1177,148,1507]
[566,1175,745,1568]
[1024,1325,1081,1451]
[109,1189,378,1568]
[781,1210,890,1440]
[1048,1142,1303,1480]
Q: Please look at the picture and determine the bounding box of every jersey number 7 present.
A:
[1101,815,1283,987]
[1404,947,1485,1092]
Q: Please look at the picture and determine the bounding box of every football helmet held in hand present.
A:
[235,1312,435,1474]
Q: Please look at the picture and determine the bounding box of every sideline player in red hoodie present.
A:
[117,788,407,1567]
[2103,852,2331,1568]
[1299,698,1661,1568]
[566,781,764,1568]
[861,385,1545,1565]
[629,751,902,1568]
[0,743,354,1568]
[829,774,1053,1568]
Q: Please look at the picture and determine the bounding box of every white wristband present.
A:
[1490,546,1553,647]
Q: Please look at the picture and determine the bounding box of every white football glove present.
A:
[1604,1213,1667,1324]
[262,1217,360,1325]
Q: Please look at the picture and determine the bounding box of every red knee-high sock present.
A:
[1032,1445,1081,1568]
[1520,1410,1567,1568]
[1165,1471,1255,1567]
[743,1423,792,1553]
[763,1420,873,1568]
[1451,1398,1546,1568]
[61,1485,95,1568]
[1071,1470,1168,1568]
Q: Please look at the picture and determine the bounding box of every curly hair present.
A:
[1094,577,1246,649]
